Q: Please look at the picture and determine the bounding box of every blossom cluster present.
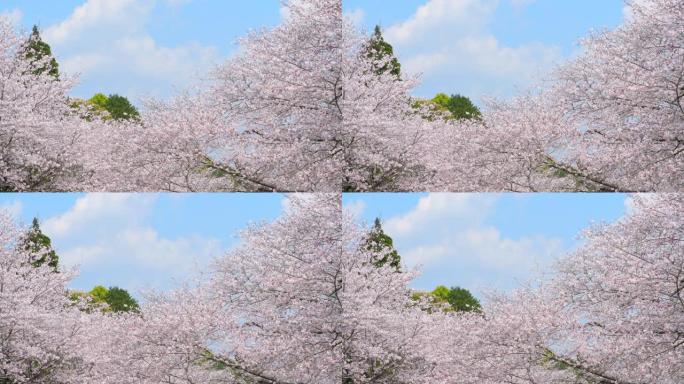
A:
[1,194,681,383]
[1,0,681,191]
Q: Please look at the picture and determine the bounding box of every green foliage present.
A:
[431,93,451,108]
[105,286,140,313]
[72,285,140,313]
[431,93,482,120]
[71,93,140,122]
[442,286,481,312]
[364,218,401,271]
[431,285,451,301]
[21,218,59,271]
[23,25,59,78]
[417,285,482,313]
[364,25,401,78]
[89,93,109,110]
[105,94,140,121]
[88,285,110,303]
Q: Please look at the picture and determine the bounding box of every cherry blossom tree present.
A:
[122,194,452,383]
[439,93,590,192]
[447,0,684,192]
[4,0,684,192]
[554,0,684,192]
[4,191,682,383]
[454,194,684,383]
[0,20,88,191]
[0,19,130,192]
[0,211,104,382]
[136,0,447,192]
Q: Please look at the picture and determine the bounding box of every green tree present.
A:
[89,93,109,111]
[431,285,450,301]
[431,93,481,120]
[75,286,140,313]
[364,25,401,78]
[23,25,59,78]
[105,286,140,313]
[88,285,110,304]
[104,94,140,121]
[20,218,59,271]
[431,285,481,312]
[72,93,140,121]
[364,218,401,271]
[430,93,451,109]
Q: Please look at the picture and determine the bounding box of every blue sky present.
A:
[1,0,626,102]
[0,193,628,301]
[345,193,627,293]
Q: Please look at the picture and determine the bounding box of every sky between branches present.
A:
[0,0,624,102]
[0,193,627,300]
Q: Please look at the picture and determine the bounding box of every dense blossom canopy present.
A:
[114,195,452,383]
[448,194,684,383]
[1,0,683,191]
[0,212,131,383]
[447,0,684,192]
[0,193,681,382]
[135,0,444,192]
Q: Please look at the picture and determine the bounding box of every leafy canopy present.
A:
[73,93,141,121]
[73,285,140,313]
[431,93,482,120]
[105,94,140,121]
[23,25,59,78]
[20,218,59,271]
[431,285,482,312]
[364,218,401,271]
[364,25,401,78]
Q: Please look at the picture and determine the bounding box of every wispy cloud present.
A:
[42,194,222,293]
[383,194,565,293]
[0,200,23,220]
[43,0,218,100]
[383,0,562,99]
[0,9,23,25]
[344,8,365,28]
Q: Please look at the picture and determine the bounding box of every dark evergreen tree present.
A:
[104,94,140,121]
[445,94,481,120]
[431,285,481,312]
[431,93,482,120]
[24,25,59,78]
[21,218,59,272]
[104,286,140,313]
[364,25,401,78]
[364,218,401,271]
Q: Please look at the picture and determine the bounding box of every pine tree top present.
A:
[364,25,401,78]
[365,218,401,271]
[24,25,60,78]
[22,217,60,271]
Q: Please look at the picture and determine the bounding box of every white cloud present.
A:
[385,194,496,237]
[0,200,23,220]
[43,0,218,99]
[509,0,536,8]
[385,0,494,46]
[383,194,564,293]
[0,9,23,25]
[164,0,193,6]
[45,0,152,46]
[43,194,155,239]
[59,244,107,266]
[384,0,562,99]
[115,227,219,268]
[622,0,649,21]
[344,8,365,28]
[42,194,221,291]
[343,200,366,220]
